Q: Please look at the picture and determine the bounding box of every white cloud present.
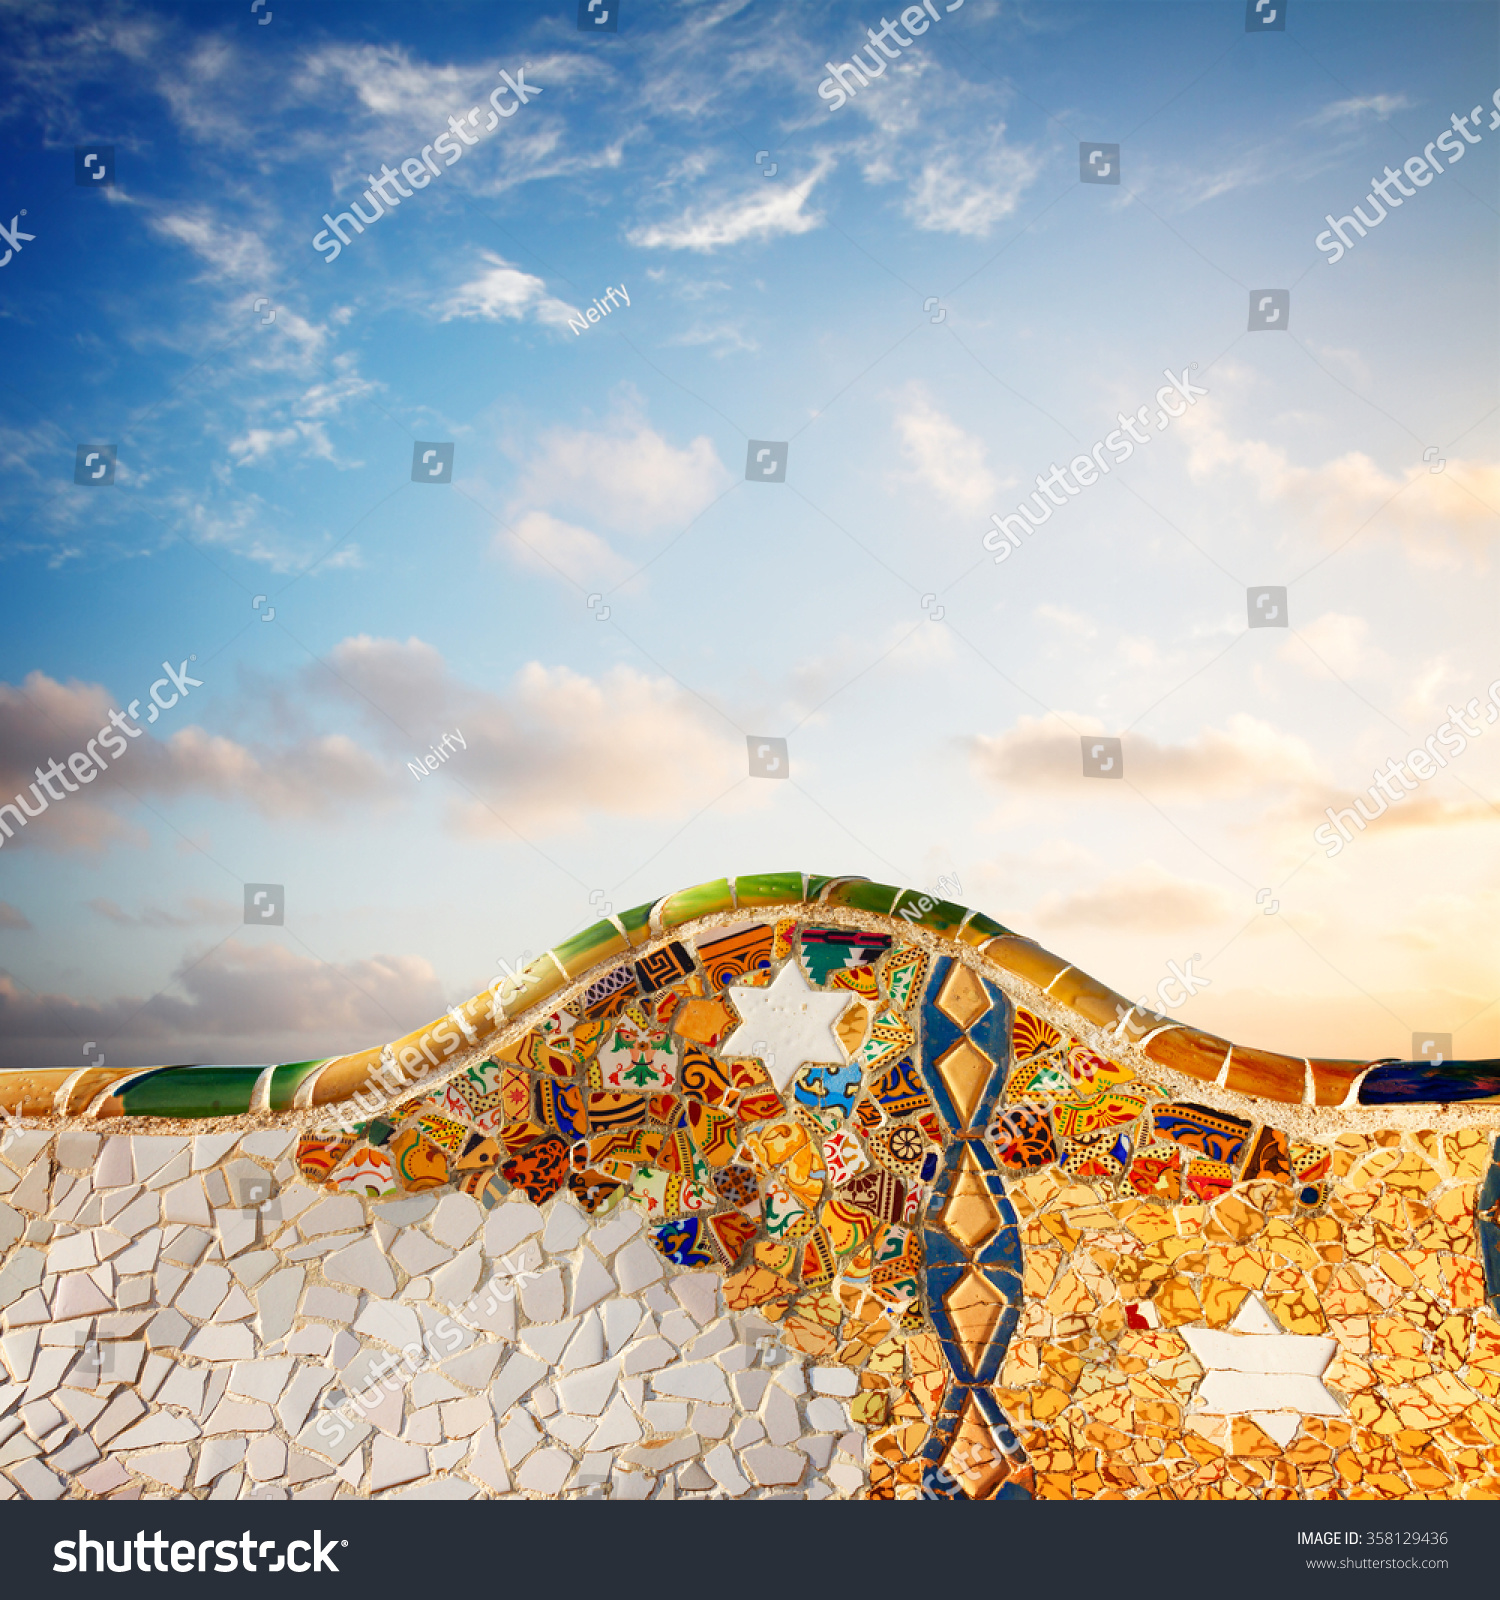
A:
[901,139,1039,237]
[321,637,745,833]
[88,896,237,928]
[0,669,396,855]
[440,252,580,328]
[843,59,1040,237]
[0,943,448,1071]
[1279,612,1382,680]
[970,711,1324,801]
[151,209,278,284]
[1034,604,1098,641]
[1031,861,1236,933]
[891,387,998,514]
[1179,406,1500,565]
[668,319,759,356]
[222,363,377,476]
[228,423,335,467]
[0,635,756,855]
[503,510,634,589]
[1308,94,1415,128]
[628,159,833,252]
[450,662,744,834]
[514,417,730,536]
[168,494,364,575]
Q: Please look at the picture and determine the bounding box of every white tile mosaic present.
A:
[0,1133,871,1498]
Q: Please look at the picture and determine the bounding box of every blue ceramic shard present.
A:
[1359,1062,1500,1105]
[1480,1139,1500,1313]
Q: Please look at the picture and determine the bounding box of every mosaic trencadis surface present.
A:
[2,873,1499,1501]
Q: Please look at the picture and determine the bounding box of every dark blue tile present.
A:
[967,986,1013,1130]
[1359,1062,1500,1105]
[923,1227,970,1272]
[974,1298,1021,1387]
[1481,1217,1500,1315]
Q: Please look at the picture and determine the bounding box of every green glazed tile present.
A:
[805,874,846,902]
[121,1065,264,1118]
[616,901,655,947]
[500,955,569,1017]
[892,893,968,936]
[818,879,902,916]
[732,871,806,909]
[551,920,630,978]
[658,878,735,930]
[957,910,1013,948]
[268,1059,327,1112]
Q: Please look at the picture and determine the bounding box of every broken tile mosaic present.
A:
[3,874,1500,1501]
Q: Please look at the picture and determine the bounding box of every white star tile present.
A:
[1182,1294,1341,1421]
[720,964,851,1094]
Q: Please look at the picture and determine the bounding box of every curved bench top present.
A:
[3,872,1495,1123]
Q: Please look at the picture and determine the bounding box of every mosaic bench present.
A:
[2,872,1498,1500]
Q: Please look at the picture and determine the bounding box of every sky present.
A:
[0,0,1495,1075]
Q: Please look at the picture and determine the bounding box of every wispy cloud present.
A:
[1032,862,1236,933]
[150,208,279,285]
[440,251,581,328]
[513,414,730,536]
[891,386,999,514]
[628,158,833,252]
[0,944,448,1071]
[88,896,238,928]
[1308,93,1416,128]
[316,635,746,833]
[970,711,1324,801]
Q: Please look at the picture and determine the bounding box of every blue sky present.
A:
[0,0,1496,1073]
